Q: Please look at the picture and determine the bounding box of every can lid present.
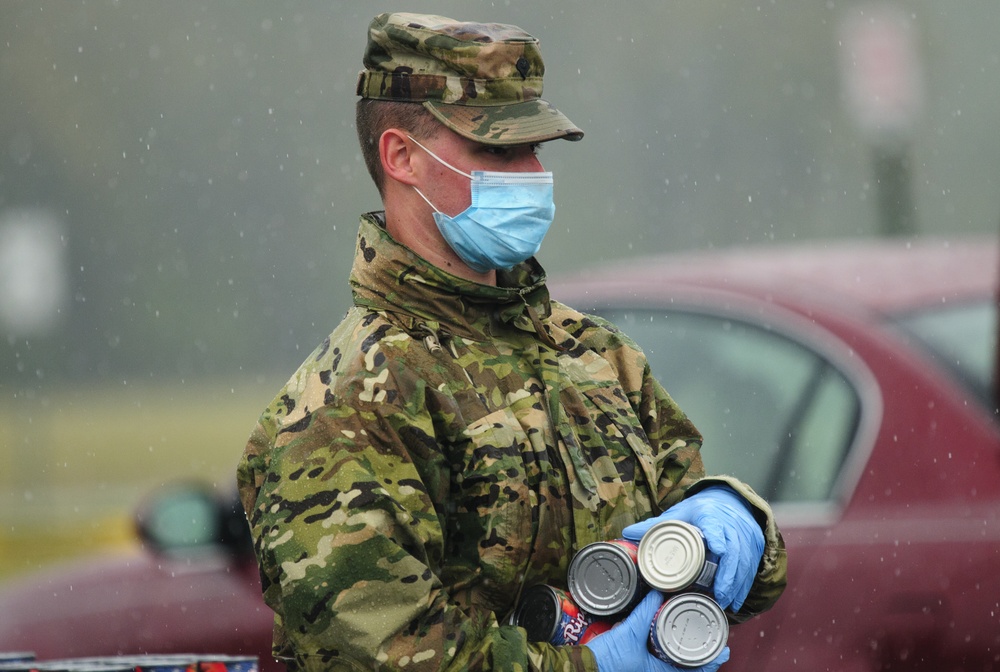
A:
[637,519,706,592]
[651,593,729,667]
[567,542,640,617]
[513,584,562,642]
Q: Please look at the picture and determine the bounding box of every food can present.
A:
[510,584,613,646]
[196,657,259,672]
[58,655,197,672]
[649,592,729,668]
[130,656,199,672]
[8,661,133,672]
[566,539,646,618]
[636,520,719,593]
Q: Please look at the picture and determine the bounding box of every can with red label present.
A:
[637,520,719,594]
[566,539,647,618]
[196,657,258,672]
[64,656,195,672]
[34,657,194,672]
[130,656,198,672]
[511,584,613,645]
[4,661,134,672]
[649,592,729,668]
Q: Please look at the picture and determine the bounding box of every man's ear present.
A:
[380,129,420,186]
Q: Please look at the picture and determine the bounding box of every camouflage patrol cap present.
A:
[356,12,583,146]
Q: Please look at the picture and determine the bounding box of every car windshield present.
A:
[893,299,998,413]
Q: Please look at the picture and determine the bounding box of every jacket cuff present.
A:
[683,476,788,622]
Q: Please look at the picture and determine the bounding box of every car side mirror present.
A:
[135,481,251,557]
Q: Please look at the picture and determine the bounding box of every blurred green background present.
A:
[2,1,999,579]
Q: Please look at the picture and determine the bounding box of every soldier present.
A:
[237,12,786,672]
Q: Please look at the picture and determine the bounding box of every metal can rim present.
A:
[637,519,707,592]
[512,584,565,643]
[567,540,642,617]
[650,592,729,667]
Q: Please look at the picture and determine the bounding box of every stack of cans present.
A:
[509,519,729,668]
[0,655,258,672]
[638,520,728,668]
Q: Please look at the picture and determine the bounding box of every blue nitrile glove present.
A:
[622,486,765,612]
[585,590,730,672]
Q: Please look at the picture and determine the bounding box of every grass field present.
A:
[0,376,282,580]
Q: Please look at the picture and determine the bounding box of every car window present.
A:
[893,300,997,412]
[594,309,861,504]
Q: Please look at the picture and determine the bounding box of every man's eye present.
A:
[483,144,542,158]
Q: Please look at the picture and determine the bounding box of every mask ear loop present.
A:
[412,185,442,214]
[407,135,475,214]
[407,135,474,179]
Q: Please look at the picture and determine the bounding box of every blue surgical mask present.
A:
[408,136,555,273]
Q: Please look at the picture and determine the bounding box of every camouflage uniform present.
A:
[238,12,785,671]
[237,214,787,671]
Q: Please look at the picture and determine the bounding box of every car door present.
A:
[588,302,877,670]
[590,297,1000,671]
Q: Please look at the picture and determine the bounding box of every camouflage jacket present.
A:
[237,213,787,672]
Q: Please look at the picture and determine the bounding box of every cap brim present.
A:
[424,99,584,146]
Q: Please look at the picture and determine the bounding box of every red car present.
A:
[552,235,1000,671]
[1,236,997,671]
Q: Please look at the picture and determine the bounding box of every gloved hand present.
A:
[585,590,730,672]
[622,486,765,612]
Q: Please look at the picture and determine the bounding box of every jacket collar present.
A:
[349,213,553,343]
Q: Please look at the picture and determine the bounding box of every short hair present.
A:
[355,99,442,197]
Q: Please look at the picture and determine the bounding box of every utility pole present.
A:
[839,4,924,238]
[994,215,1000,417]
